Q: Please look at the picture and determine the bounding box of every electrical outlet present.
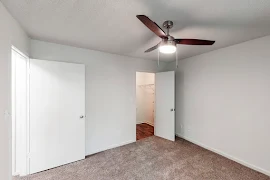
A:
[4,110,11,120]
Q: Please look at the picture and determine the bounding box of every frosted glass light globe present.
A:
[159,44,176,54]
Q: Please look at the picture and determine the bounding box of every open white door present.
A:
[155,71,175,141]
[29,59,85,174]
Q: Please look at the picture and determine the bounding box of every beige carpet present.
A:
[14,136,269,180]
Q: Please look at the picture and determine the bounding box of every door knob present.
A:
[170,109,175,111]
[80,116,84,119]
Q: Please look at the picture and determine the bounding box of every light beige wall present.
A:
[166,35,270,176]
[30,40,167,155]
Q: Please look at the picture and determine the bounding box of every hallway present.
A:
[136,123,154,141]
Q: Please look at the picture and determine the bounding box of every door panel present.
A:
[155,71,175,141]
[29,59,85,174]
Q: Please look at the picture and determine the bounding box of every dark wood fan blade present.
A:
[137,15,166,39]
[175,39,215,45]
[145,43,159,53]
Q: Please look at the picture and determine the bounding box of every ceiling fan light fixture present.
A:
[159,44,176,54]
[159,40,176,54]
[137,15,215,54]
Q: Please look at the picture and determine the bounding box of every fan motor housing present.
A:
[160,38,176,47]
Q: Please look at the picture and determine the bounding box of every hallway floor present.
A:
[136,123,154,141]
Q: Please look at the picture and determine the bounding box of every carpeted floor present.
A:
[14,136,269,180]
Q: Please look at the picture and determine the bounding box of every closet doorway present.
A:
[136,72,155,141]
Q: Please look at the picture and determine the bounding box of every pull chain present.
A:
[158,50,160,67]
[176,49,178,68]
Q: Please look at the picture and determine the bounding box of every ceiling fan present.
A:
[136,15,215,54]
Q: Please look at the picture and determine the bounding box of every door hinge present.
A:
[27,152,31,159]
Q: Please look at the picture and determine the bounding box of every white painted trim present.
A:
[11,49,17,176]
[11,47,30,177]
[136,121,154,126]
[86,140,135,156]
[145,121,154,126]
[175,133,270,177]
[12,46,28,59]
[26,58,30,176]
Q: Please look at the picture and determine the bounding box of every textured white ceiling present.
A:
[2,0,270,62]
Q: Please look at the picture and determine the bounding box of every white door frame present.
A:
[135,71,175,141]
[135,71,156,140]
[11,46,30,176]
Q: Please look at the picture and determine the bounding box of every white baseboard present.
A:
[136,121,154,126]
[175,133,270,177]
[12,173,20,177]
[86,140,135,156]
[145,121,154,126]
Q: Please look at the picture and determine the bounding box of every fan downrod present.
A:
[163,20,173,35]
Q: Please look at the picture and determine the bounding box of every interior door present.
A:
[29,59,85,174]
[155,71,175,141]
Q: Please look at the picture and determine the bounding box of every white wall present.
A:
[136,72,155,126]
[30,40,167,155]
[167,35,270,176]
[0,2,30,180]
